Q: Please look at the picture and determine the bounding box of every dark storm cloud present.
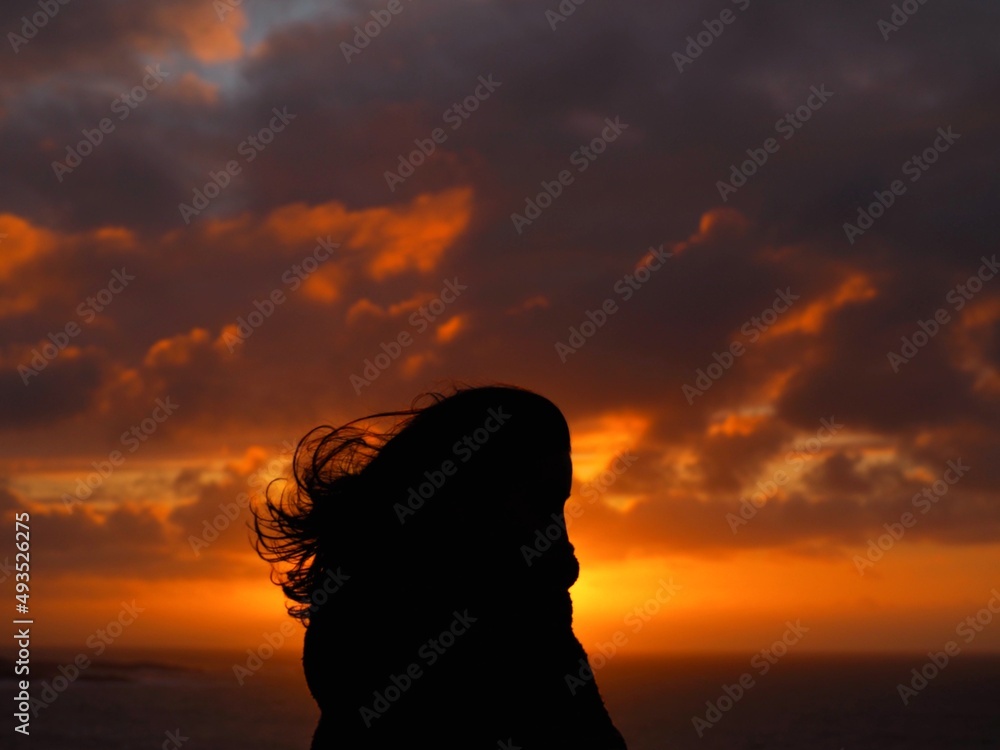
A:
[0,0,998,573]
[1,0,995,243]
[0,349,105,428]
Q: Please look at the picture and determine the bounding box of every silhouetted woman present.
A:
[254,384,627,749]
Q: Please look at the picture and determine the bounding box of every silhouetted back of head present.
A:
[256,385,576,613]
[253,384,627,749]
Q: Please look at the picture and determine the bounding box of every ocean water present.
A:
[4,650,999,749]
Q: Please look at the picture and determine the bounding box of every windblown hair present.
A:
[252,384,571,623]
[252,392,445,622]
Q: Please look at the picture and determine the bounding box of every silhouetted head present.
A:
[254,384,579,621]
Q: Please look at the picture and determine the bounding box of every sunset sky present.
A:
[2,0,999,659]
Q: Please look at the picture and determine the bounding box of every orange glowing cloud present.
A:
[571,411,650,485]
[670,207,750,256]
[301,267,343,304]
[353,188,474,279]
[263,188,473,280]
[221,444,283,484]
[767,272,877,337]
[344,299,387,323]
[570,411,650,513]
[171,71,220,105]
[707,410,769,437]
[756,366,801,405]
[346,291,443,324]
[0,215,138,318]
[0,213,56,282]
[695,206,749,241]
[435,314,466,343]
[147,4,248,63]
[144,328,213,368]
[401,352,440,379]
